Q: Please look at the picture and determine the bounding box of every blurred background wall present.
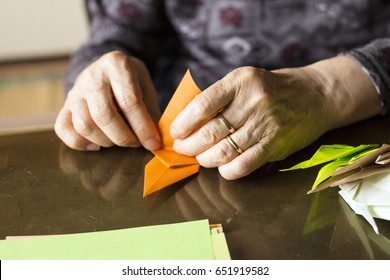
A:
[0,0,88,61]
[0,0,89,131]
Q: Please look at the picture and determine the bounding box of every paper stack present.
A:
[0,219,231,260]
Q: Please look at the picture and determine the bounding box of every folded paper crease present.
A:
[144,70,202,196]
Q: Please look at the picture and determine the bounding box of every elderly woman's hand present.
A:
[55,51,161,151]
[171,56,381,180]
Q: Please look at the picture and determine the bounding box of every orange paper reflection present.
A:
[144,70,201,196]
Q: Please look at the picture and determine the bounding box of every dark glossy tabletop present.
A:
[1,116,390,260]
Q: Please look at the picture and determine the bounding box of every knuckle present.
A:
[217,142,234,164]
[101,51,131,74]
[102,50,126,63]
[73,116,95,136]
[212,80,226,97]
[243,66,259,77]
[120,95,143,115]
[90,101,116,127]
[232,66,259,81]
[193,93,214,116]
[76,69,107,94]
[198,124,219,145]
[198,141,233,167]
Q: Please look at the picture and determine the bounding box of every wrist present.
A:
[304,56,381,129]
[271,65,335,134]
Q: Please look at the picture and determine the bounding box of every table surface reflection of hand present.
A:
[59,144,147,201]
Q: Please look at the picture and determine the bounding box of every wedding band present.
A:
[226,135,243,154]
[216,113,235,134]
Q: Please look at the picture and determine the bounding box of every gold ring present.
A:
[216,113,235,134]
[226,135,243,154]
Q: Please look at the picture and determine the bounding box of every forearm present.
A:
[346,38,390,115]
[274,56,381,133]
[306,55,381,129]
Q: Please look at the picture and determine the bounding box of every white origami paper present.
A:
[282,144,390,234]
[339,172,390,234]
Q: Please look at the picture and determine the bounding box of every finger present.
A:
[196,134,243,168]
[134,59,162,123]
[173,115,236,156]
[173,101,250,156]
[54,108,100,151]
[109,61,161,150]
[218,143,270,180]
[170,79,234,139]
[86,89,141,148]
[196,119,263,167]
[71,100,114,148]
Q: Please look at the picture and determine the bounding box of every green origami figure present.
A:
[281,144,390,193]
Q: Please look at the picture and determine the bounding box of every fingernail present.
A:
[144,138,161,150]
[86,143,100,151]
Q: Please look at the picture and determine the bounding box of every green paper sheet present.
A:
[311,158,351,188]
[0,219,230,260]
[210,228,231,260]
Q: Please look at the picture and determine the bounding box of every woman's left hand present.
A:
[170,57,381,180]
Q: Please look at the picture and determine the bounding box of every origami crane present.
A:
[143,70,201,197]
[282,144,390,233]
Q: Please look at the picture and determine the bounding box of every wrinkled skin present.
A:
[55,51,161,151]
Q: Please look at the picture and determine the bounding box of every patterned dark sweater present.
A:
[66,0,390,113]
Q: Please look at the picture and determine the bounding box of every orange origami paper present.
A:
[143,70,201,196]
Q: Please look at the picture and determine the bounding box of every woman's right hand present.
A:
[55,51,161,151]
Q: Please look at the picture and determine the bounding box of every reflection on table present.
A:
[1,115,390,259]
